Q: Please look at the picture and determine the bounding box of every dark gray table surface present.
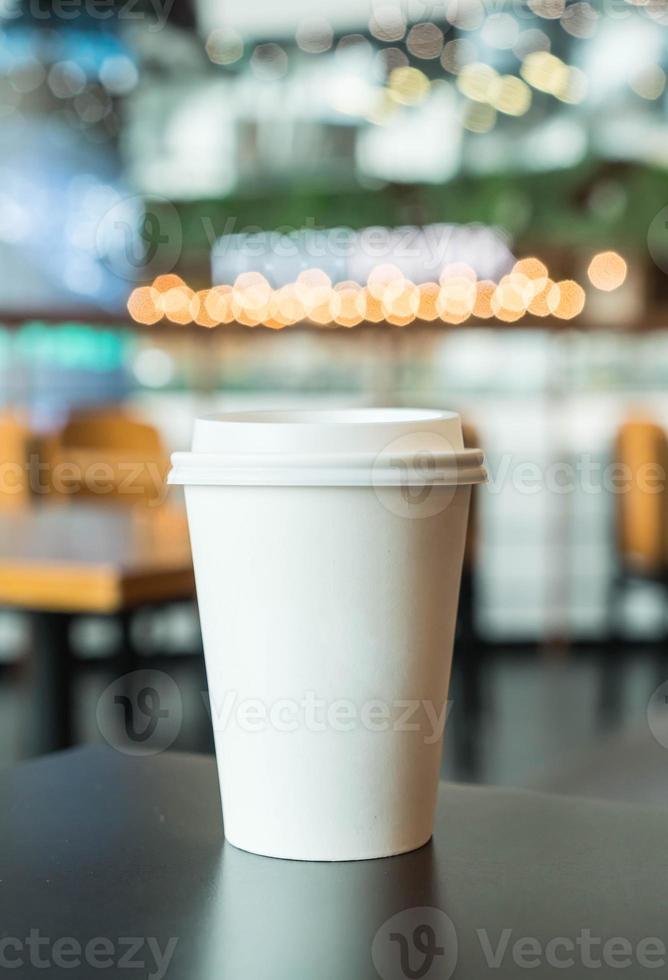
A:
[1,746,666,979]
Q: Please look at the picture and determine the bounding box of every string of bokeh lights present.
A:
[128,251,628,329]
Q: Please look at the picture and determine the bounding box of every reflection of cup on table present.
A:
[169,408,486,861]
[199,837,454,979]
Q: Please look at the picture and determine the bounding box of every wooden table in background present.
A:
[0,504,195,753]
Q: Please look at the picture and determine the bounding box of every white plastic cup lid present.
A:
[168,408,487,488]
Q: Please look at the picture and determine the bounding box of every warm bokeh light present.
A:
[162,286,195,325]
[512,257,549,290]
[233,271,269,291]
[334,281,366,327]
[440,263,477,284]
[437,277,476,320]
[127,286,161,325]
[233,272,272,323]
[295,268,332,312]
[363,289,386,323]
[309,289,341,326]
[440,308,470,325]
[234,307,262,327]
[527,278,555,316]
[204,284,234,325]
[388,66,430,105]
[519,50,588,104]
[367,264,403,300]
[365,88,399,126]
[457,62,498,103]
[136,256,591,331]
[382,278,419,325]
[192,290,217,328]
[547,280,586,319]
[272,284,305,325]
[587,251,628,291]
[492,274,533,318]
[494,304,525,323]
[490,74,532,115]
[521,51,568,95]
[385,311,417,327]
[152,273,186,294]
[473,280,496,319]
[417,282,441,321]
[556,66,588,104]
[462,101,496,133]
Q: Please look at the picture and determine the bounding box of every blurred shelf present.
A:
[3,311,668,334]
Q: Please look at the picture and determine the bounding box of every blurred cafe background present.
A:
[1,0,668,803]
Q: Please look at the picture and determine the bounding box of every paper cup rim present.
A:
[192,407,456,426]
[168,407,487,487]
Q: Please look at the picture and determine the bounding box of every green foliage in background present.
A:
[162,161,667,276]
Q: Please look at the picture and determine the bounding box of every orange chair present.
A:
[32,409,177,725]
[0,412,31,510]
[39,408,169,507]
[614,419,668,575]
[601,417,668,724]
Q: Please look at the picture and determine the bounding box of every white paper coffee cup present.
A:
[169,408,486,861]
